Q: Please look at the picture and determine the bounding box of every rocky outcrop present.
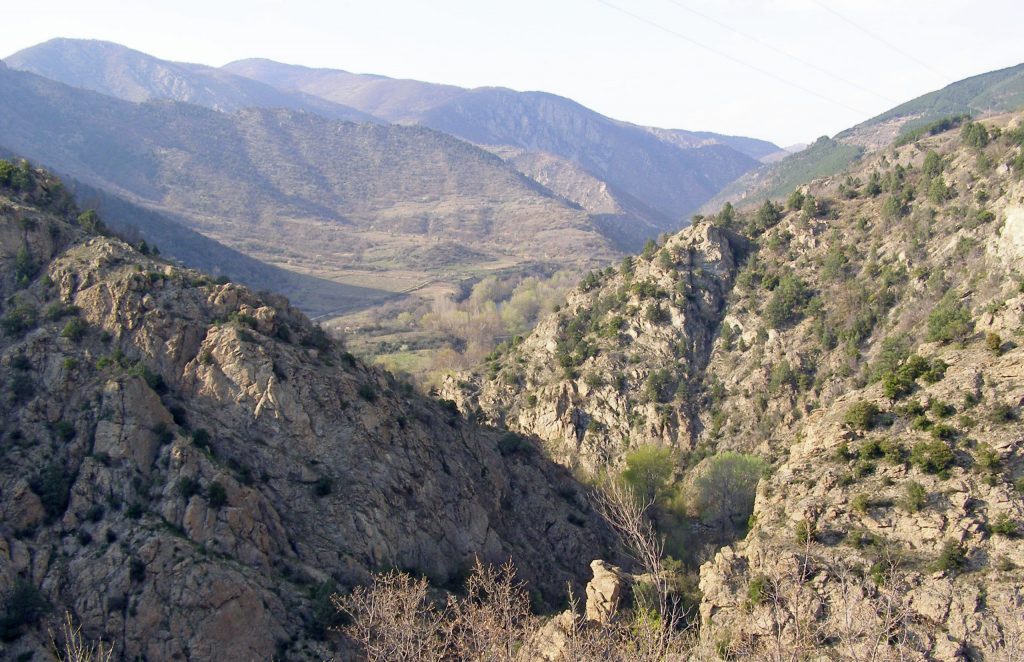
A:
[699,338,1024,659]
[444,221,747,474]
[0,169,612,660]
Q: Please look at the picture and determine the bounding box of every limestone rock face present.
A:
[0,174,612,660]
[584,560,627,624]
[444,221,747,473]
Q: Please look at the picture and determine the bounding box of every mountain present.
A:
[444,112,1024,657]
[705,60,1024,213]
[4,38,377,123]
[0,164,611,659]
[644,126,789,162]
[0,65,620,312]
[224,57,768,223]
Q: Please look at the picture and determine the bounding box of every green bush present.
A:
[910,440,954,474]
[0,578,49,642]
[925,294,973,343]
[794,519,815,545]
[844,400,880,431]
[990,402,1018,423]
[764,273,811,329]
[990,514,1018,537]
[1,303,38,337]
[973,443,1000,472]
[497,432,532,457]
[689,452,765,533]
[902,481,927,513]
[357,383,377,401]
[621,446,675,504]
[851,493,871,514]
[178,477,201,499]
[207,482,228,509]
[986,332,1003,354]
[747,575,769,606]
[932,540,967,572]
[60,317,87,341]
[28,463,72,521]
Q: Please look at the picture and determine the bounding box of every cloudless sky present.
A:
[2,0,1021,146]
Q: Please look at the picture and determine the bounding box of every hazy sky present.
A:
[3,0,1021,145]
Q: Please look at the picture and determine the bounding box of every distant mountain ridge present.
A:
[0,65,621,312]
[704,60,1024,212]
[5,38,377,123]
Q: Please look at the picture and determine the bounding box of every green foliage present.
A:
[973,443,1000,472]
[961,121,990,149]
[990,402,1018,423]
[910,440,954,474]
[0,578,49,642]
[60,317,87,341]
[28,463,73,521]
[786,189,805,211]
[902,481,927,513]
[990,514,1018,537]
[793,518,815,545]
[746,575,769,606]
[1,303,38,337]
[13,247,38,287]
[932,540,967,573]
[178,476,201,499]
[893,114,969,147]
[207,482,228,509]
[644,302,670,325]
[357,383,377,401]
[844,400,880,431]
[985,332,1003,354]
[76,210,105,234]
[925,293,973,343]
[690,452,765,533]
[763,272,810,329]
[191,428,212,451]
[643,368,675,403]
[622,446,675,503]
[497,432,533,457]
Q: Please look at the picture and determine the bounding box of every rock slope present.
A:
[0,164,611,660]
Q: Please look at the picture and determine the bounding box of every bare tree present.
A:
[444,559,536,661]
[50,612,114,662]
[333,571,448,661]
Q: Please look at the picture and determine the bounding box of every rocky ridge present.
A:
[0,165,612,660]
[448,113,1024,657]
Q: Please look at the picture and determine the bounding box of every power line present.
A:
[593,0,872,118]
[809,0,949,83]
[662,0,898,105]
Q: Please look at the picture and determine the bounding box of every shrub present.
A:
[851,493,870,514]
[932,540,967,573]
[986,332,1003,354]
[690,452,765,534]
[191,428,211,450]
[747,575,769,606]
[207,482,228,508]
[990,514,1018,537]
[844,400,880,431]
[990,402,1018,423]
[794,519,815,545]
[621,446,675,504]
[910,440,954,474]
[902,481,927,513]
[973,443,1000,472]
[178,476,201,499]
[764,273,810,329]
[357,383,377,401]
[60,317,87,341]
[925,294,973,343]
[1,303,38,337]
[0,578,49,642]
[498,432,532,457]
[880,438,907,464]
[28,463,72,521]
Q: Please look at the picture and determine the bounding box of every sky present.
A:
[2,0,1022,146]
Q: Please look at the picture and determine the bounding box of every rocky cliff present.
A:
[448,113,1024,657]
[0,164,612,660]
